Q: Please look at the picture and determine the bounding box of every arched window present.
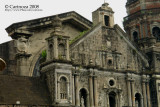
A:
[135,93,141,107]
[152,27,160,41]
[133,31,138,43]
[79,88,88,107]
[60,77,67,99]
[58,44,65,59]
[109,91,116,107]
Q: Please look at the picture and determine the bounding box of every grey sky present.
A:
[0,0,127,43]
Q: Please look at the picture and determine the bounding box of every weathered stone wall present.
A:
[71,25,144,72]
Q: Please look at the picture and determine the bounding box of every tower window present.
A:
[60,77,67,99]
[152,27,160,41]
[133,31,138,43]
[104,15,110,26]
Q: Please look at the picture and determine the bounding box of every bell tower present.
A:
[92,2,114,27]
[123,1,160,107]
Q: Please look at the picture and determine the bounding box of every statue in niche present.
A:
[106,37,111,48]
[135,101,138,107]
[80,96,84,107]
[16,36,29,53]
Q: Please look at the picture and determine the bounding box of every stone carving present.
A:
[16,36,29,53]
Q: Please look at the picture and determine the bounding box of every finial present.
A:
[52,15,62,28]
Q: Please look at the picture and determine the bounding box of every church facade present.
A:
[0,0,160,107]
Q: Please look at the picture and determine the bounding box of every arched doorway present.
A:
[109,91,116,107]
[135,93,141,107]
[152,27,160,40]
[79,88,88,107]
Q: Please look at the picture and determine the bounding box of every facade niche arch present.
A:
[135,93,142,107]
[152,27,160,41]
[79,88,89,107]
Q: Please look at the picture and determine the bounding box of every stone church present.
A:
[0,0,160,107]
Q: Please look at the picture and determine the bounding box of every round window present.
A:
[109,80,115,86]
[108,59,112,65]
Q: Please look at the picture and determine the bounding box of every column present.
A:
[75,73,80,106]
[67,82,70,100]
[57,81,60,100]
[72,75,75,105]
[141,96,144,107]
[93,76,98,107]
[106,94,109,107]
[89,76,94,107]
[127,80,132,107]
[116,94,119,107]
[66,39,70,60]
[147,82,151,107]
[142,82,147,107]
[53,36,58,59]
[87,93,90,107]
[131,81,135,107]
[118,93,122,107]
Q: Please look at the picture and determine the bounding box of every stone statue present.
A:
[81,96,84,107]
[135,100,138,107]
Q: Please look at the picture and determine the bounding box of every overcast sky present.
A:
[0,0,127,44]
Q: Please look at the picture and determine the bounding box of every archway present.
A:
[135,93,141,107]
[109,91,116,107]
[79,88,88,107]
[152,27,160,40]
